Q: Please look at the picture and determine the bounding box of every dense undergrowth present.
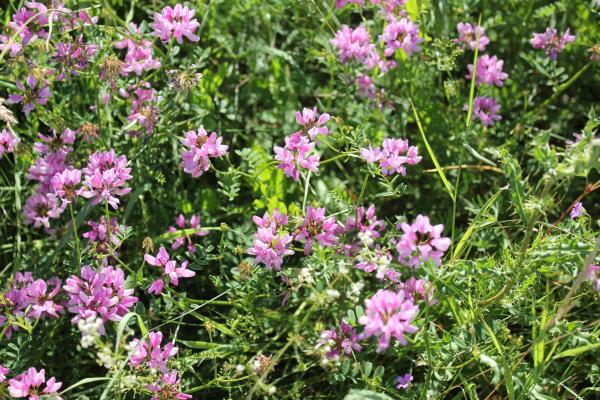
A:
[0,0,599,399]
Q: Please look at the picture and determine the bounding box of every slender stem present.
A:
[69,203,81,266]
[302,171,311,212]
[105,201,113,255]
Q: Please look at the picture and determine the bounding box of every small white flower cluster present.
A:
[346,281,364,303]
[298,267,314,285]
[97,346,116,369]
[77,316,103,348]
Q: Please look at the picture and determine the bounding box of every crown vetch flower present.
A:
[274,132,320,181]
[152,4,200,44]
[570,201,584,219]
[147,370,192,400]
[9,6,49,44]
[8,367,62,400]
[295,107,331,140]
[63,265,138,334]
[331,25,375,64]
[337,204,385,255]
[115,24,161,76]
[395,214,451,268]
[360,138,422,176]
[531,28,575,60]
[355,247,401,283]
[128,331,178,373]
[127,85,158,135]
[24,277,63,319]
[82,216,123,257]
[316,320,363,361]
[0,129,20,158]
[359,289,419,352]
[53,35,100,80]
[295,207,339,255]
[23,192,66,229]
[248,209,294,270]
[8,76,51,116]
[51,168,82,202]
[27,152,68,194]
[167,214,209,253]
[0,365,8,382]
[381,17,422,57]
[455,22,490,51]
[396,372,413,389]
[144,246,196,294]
[466,96,502,126]
[33,129,75,156]
[81,150,133,209]
[466,54,508,87]
[180,126,228,177]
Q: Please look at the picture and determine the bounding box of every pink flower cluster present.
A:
[148,370,192,400]
[337,204,385,256]
[53,35,100,81]
[467,54,509,87]
[295,207,339,255]
[336,0,407,16]
[167,214,209,253]
[81,150,133,209]
[359,289,419,351]
[0,272,63,338]
[63,265,138,334]
[23,192,65,229]
[381,17,422,57]
[129,331,178,373]
[180,126,228,177]
[151,4,200,44]
[316,321,362,360]
[466,96,502,126]
[274,107,330,181]
[82,216,123,259]
[115,24,161,76]
[0,129,19,158]
[586,265,600,292]
[126,84,158,135]
[531,28,575,60]
[455,22,490,51]
[8,367,62,400]
[360,138,422,176]
[8,76,51,116]
[144,247,196,295]
[248,209,294,270]
[395,215,451,268]
[355,247,401,283]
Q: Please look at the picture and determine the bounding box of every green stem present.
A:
[69,203,81,267]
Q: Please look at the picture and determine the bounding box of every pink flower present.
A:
[8,367,62,400]
[295,107,331,140]
[127,85,158,135]
[167,214,209,253]
[381,17,422,57]
[0,129,20,158]
[396,372,413,389]
[359,289,419,351]
[466,96,502,126]
[33,129,75,156]
[455,22,490,51]
[360,138,421,176]
[82,217,122,256]
[337,204,385,255]
[147,370,192,400]
[27,152,68,194]
[295,207,339,254]
[144,247,196,294]
[401,276,437,305]
[336,0,364,7]
[395,215,451,268]
[63,265,138,334]
[180,127,228,177]
[0,34,23,57]
[0,365,8,382]
[274,132,320,181]
[151,4,199,44]
[531,28,575,60]
[24,277,63,319]
[316,320,362,360]
[81,150,133,209]
[115,24,161,76]
[570,202,584,219]
[248,209,294,270]
[330,26,375,64]
[586,265,600,292]
[7,76,51,116]
[53,35,100,80]
[466,54,509,87]
[357,74,376,99]
[23,192,66,229]
[355,247,401,283]
[128,331,178,373]
[9,6,49,44]
[51,168,82,203]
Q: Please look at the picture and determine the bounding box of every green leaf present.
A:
[344,389,393,400]
[554,342,600,359]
